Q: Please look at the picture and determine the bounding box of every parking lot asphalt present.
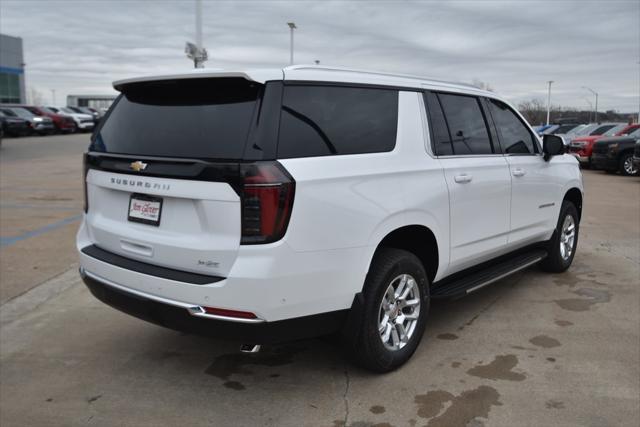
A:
[0,134,639,427]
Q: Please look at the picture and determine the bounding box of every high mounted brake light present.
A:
[240,162,295,244]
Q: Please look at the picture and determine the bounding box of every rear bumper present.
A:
[81,269,348,344]
[591,154,617,171]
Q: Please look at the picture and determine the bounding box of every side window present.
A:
[487,98,538,154]
[424,92,453,156]
[438,93,493,155]
[277,85,398,159]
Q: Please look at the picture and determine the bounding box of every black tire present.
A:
[540,201,579,273]
[619,153,638,176]
[342,248,429,372]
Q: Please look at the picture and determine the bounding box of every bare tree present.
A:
[517,98,547,125]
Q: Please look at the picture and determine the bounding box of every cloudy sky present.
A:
[1,0,639,112]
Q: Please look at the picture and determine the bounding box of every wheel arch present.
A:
[563,187,583,220]
[367,224,441,285]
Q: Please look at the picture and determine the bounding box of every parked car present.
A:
[568,123,637,167]
[67,106,100,124]
[0,110,30,136]
[535,124,554,135]
[78,66,583,372]
[591,127,640,176]
[633,141,640,171]
[17,105,76,133]
[45,106,95,132]
[0,106,55,135]
[544,123,582,135]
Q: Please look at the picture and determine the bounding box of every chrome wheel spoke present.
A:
[377,274,422,351]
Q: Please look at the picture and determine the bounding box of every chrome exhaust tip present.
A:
[239,344,261,353]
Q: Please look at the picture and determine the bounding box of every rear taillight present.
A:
[83,153,89,213]
[240,162,295,244]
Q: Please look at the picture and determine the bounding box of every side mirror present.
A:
[543,134,565,161]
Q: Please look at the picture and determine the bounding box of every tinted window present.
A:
[487,98,538,154]
[424,92,453,155]
[438,93,493,155]
[91,78,260,159]
[277,85,398,158]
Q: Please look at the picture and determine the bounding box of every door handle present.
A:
[512,168,526,177]
[454,174,473,184]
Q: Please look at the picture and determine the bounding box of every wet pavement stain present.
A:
[436,333,459,340]
[554,288,611,312]
[204,344,307,389]
[554,320,573,327]
[415,390,454,418]
[529,335,561,348]
[545,399,565,409]
[466,355,526,381]
[415,386,502,427]
[552,271,610,289]
[546,357,556,362]
[451,361,461,368]
[370,405,386,414]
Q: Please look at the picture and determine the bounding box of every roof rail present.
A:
[284,64,479,89]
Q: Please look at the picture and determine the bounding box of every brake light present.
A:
[240,162,295,244]
[83,153,89,213]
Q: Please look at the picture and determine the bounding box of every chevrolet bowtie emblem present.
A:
[130,161,148,172]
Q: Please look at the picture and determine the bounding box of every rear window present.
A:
[91,78,261,160]
[277,85,398,158]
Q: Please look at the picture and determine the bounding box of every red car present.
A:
[21,105,77,133]
[569,123,640,167]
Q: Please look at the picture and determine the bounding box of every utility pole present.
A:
[287,22,297,65]
[50,89,56,105]
[583,86,598,123]
[546,80,553,125]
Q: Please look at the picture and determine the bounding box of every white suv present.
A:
[78,66,583,372]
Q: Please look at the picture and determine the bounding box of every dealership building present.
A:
[0,33,26,104]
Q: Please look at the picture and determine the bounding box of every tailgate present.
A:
[85,167,240,277]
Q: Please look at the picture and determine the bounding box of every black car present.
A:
[591,128,640,176]
[0,107,55,135]
[633,141,640,171]
[0,110,31,137]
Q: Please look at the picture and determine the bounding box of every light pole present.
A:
[583,97,593,123]
[50,89,56,105]
[582,86,598,123]
[546,80,554,125]
[287,22,296,65]
[185,0,207,68]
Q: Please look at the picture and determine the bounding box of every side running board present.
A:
[431,249,548,299]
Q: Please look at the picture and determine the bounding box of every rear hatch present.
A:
[84,77,287,278]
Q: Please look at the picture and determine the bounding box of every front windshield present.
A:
[627,127,640,137]
[604,124,626,136]
[8,108,34,119]
[590,125,616,136]
[59,107,75,114]
[566,125,586,135]
[552,124,579,134]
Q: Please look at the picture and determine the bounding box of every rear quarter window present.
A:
[277,85,398,159]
